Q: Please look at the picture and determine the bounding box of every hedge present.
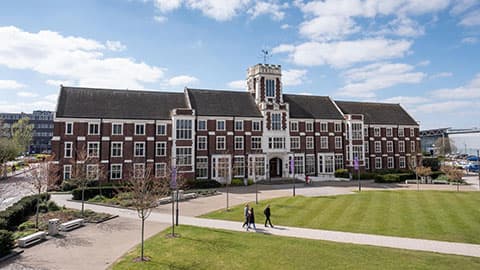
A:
[422,158,441,171]
[72,186,122,201]
[185,179,222,189]
[374,173,415,183]
[334,169,349,178]
[430,171,444,179]
[0,193,50,231]
[0,230,14,257]
[230,179,245,186]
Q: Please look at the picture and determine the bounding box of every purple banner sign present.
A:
[170,167,177,189]
[290,158,294,173]
[354,157,359,171]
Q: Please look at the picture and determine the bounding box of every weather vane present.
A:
[261,49,270,64]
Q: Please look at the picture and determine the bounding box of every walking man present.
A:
[242,204,249,228]
[264,204,273,228]
[248,207,256,231]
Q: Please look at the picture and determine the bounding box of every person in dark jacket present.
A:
[247,208,256,231]
[264,204,273,227]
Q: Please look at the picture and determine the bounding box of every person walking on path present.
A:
[247,208,256,231]
[264,204,273,228]
[242,204,249,228]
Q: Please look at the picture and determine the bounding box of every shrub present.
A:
[359,172,377,180]
[422,158,441,171]
[47,200,60,212]
[38,202,48,213]
[430,171,444,180]
[247,179,254,185]
[0,230,14,257]
[72,187,121,201]
[185,179,222,189]
[18,221,35,231]
[0,193,50,231]
[374,173,415,183]
[61,180,78,191]
[334,169,350,178]
[436,174,449,181]
[230,178,245,186]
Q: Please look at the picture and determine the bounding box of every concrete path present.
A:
[52,193,480,258]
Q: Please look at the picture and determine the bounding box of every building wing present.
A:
[335,101,418,125]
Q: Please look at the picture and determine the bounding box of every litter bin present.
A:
[48,218,60,236]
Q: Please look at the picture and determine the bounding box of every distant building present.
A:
[420,128,480,155]
[52,63,421,183]
[0,111,54,154]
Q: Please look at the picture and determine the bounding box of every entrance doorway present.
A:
[269,158,282,178]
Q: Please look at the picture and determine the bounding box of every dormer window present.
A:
[266,79,275,97]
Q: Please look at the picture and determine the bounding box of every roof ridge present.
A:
[61,85,183,95]
[186,87,248,94]
[335,100,400,106]
[283,93,329,98]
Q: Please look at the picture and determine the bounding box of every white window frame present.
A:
[335,154,344,170]
[233,156,245,177]
[110,164,122,180]
[320,122,327,132]
[87,142,100,158]
[196,157,208,179]
[252,120,261,131]
[216,120,225,131]
[155,163,166,178]
[334,122,342,132]
[111,142,123,157]
[411,141,416,152]
[266,79,275,97]
[198,120,207,131]
[374,127,380,137]
[294,155,305,174]
[235,136,244,150]
[398,127,405,137]
[63,165,72,180]
[335,136,342,149]
[306,121,314,132]
[197,136,207,150]
[133,163,145,179]
[156,123,166,136]
[271,113,282,130]
[387,157,394,169]
[364,141,369,153]
[134,142,145,157]
[176,147,193,166]
[365,158,370,169]
[320,136,328,149]
[86,164,99,180]
[386,127,393,137]
[399,141,405,153]
[375,157,382,169]
[291,136,300,149]
[291,121,298,132]
[176,119,192,139]
[88,123,100,135]
[135,123,145,136]
[216,136,226,150]
[112,123,123,135]
[251,136,262,150]
[306,136,314,149]
[399,157,406,168]
[64,142,72,158]
[65,122,73,135]
[387,141,393,153]
[156,141,166,157]
[375,141,382,153]
[410,128,415,137]
[235,120,243,131]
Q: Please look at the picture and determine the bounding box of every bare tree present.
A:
[408,156,419,189]
[0,138,19,179]
[123,164,169,262]
[415,166,432,191]
[442,165,464,192]
[27,155,59,228]
[434,137,457,156]
[70,146,100,216]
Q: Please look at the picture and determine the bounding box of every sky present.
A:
[0,0,479,130]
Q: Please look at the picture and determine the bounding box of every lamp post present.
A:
[291,153,296,197]
[354,156,360,192]
[170,163,177,236]
[477,149,479,191]
[253,158,258,204]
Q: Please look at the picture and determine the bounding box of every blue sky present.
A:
[0,0,479,130]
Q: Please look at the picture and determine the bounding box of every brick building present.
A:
[52,63,421,183]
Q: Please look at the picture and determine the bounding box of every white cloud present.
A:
[417,60,431,66]
[44,94,58,102]
[299,16,359,41]
[413,100,476,114]
[431,73,480,99]
[0,100,56,113]
[338,62,426,97]
[282,69,307,86]
[154,0,183,13]
[460,10,480,26]
[227,80,245,90]
[430,72,453,79]
[247,1,287,21]
[154,15,168,23]
[383,96,429,105]
[0,80,25,89]
[45,79,74,87]
[280,24,290,29]
[450,0,478,15]
[167,75,198,86]
[0,26,164,89]
[461,37,478,44]
[273,39,412,68]
[105,40,126,52]
[17,91,38,98]
[375,17,425,37]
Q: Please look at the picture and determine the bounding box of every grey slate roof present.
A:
[56,86,186,120]
[186,88,262,117]
[335,101,418,125]
[283,94,344,120]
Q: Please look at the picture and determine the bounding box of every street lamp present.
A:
[290,153,296,197]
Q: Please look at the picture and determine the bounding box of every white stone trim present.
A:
[147,137,155,141]
[125,136,133,141]
[101,136,110,141]
[125,160,132,163]
[51,136,60,141]
[101,160,109,164]
[208,131,215,135]
[77,136,85,141]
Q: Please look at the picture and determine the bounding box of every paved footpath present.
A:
[52,193,480,259]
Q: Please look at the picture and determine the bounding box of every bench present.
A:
[59,218,84,231]
[18,231,46,248]
[183,193,197,200]
[405,179,419,184]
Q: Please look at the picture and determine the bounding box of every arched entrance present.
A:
[269,158,282,178]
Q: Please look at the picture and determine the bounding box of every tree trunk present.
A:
[457,182,459,192]
[141,215,145,261]
[35,191,40,229]
[81,186,85,216]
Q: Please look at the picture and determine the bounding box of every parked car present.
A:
[466,164,479,172]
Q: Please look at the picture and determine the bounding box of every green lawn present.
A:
[203,190,480,244]
[112,225,480,270]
